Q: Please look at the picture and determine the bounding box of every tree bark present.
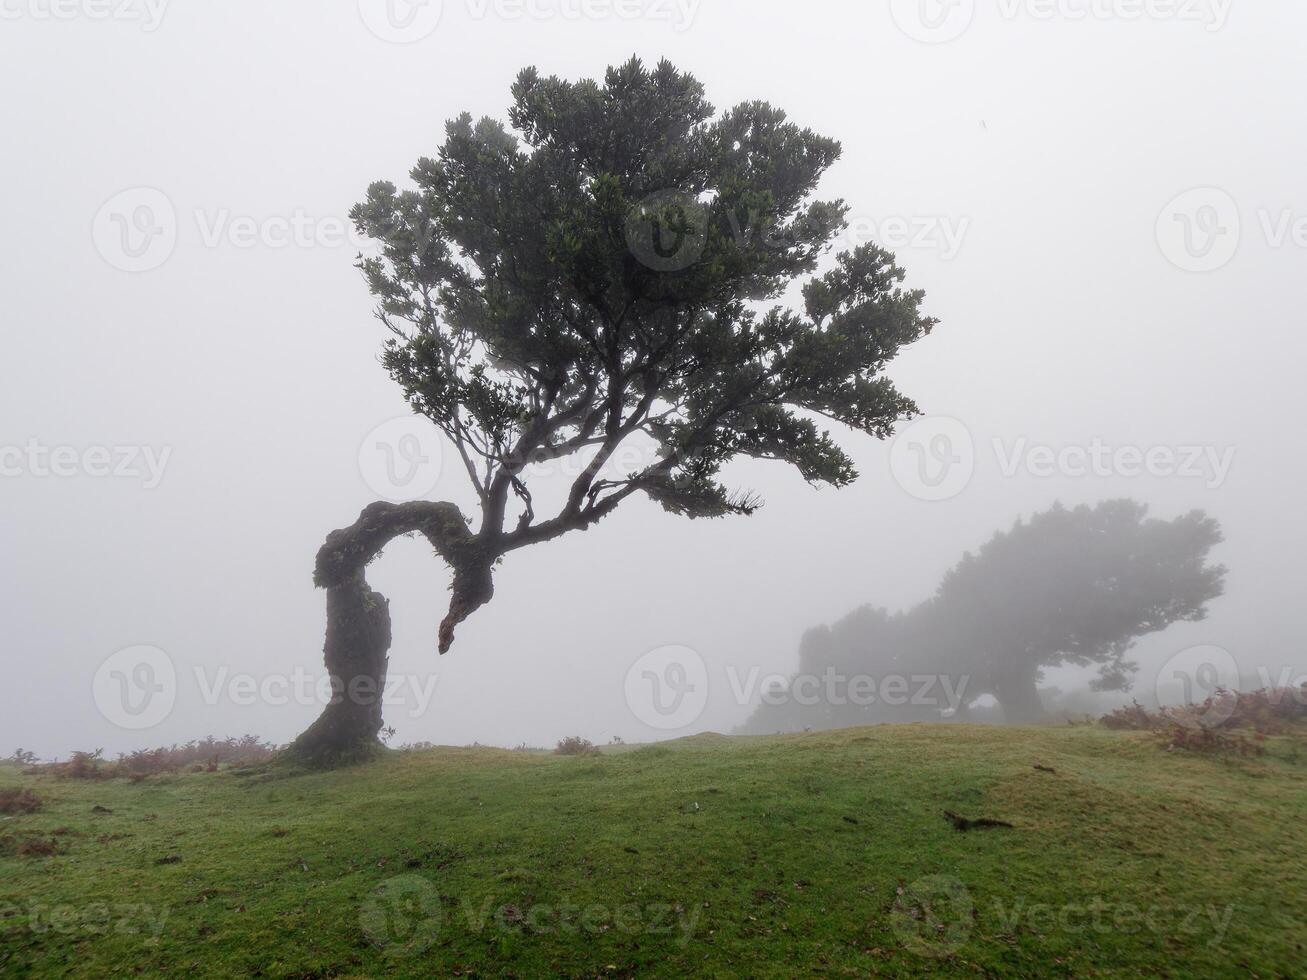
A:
[992,667,1047,725]
[284,572,393,763]
[285,501,494,765]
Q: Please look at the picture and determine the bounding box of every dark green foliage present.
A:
[350,58,934,539]
[294,60,937,762]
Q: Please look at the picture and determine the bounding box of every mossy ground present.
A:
[2,725,1304,977]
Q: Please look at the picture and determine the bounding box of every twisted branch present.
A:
[313,500,494,654]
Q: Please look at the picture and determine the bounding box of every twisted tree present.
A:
[287,59,937,763]
[934,500,1226,721]
[738,500,1226,733]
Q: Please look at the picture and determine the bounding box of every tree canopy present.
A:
[349,57,935,592]
[932,499,1226,698]
[740,500,1226,730]
[291,59,938,761]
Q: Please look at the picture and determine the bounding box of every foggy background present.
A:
[2,0,1303,757]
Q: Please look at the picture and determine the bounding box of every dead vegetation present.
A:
[17,736,279,780]
[0,787,43,814]
[554,736,600,757]
[1099,685,1307,756]
[0,832,65,858]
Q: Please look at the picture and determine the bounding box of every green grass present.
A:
[2,725,1304,977]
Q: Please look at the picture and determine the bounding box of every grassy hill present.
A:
[2,725,1304,977]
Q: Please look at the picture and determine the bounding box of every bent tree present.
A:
[739,500,1226,732]
[287,58,937,762]
[932,500,1225,722]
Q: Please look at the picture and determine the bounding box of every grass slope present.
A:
[2,725,1305,977]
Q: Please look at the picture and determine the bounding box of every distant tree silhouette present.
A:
[741,500,1226,731]
[288,59,937,763]
[933,500,1226,721]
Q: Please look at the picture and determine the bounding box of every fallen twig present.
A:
[943,810,1014,832]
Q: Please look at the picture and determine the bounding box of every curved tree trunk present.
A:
[284,572,394,762]
[285,501,496,766]
[992,667,1047,725]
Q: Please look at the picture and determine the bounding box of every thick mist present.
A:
[2,2,1305,760]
